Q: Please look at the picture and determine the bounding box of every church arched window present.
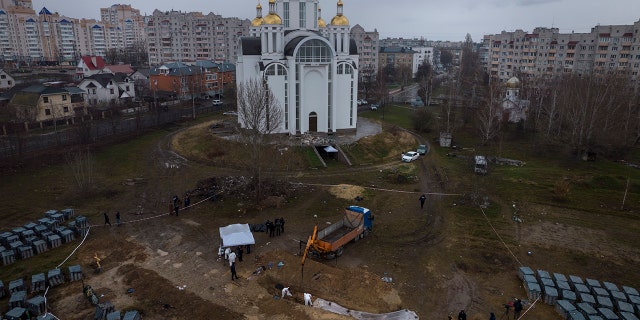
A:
[296,39,332,63]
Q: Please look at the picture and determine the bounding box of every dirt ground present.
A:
[13,120,640,320]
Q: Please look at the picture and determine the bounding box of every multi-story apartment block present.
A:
[100,4,145,48]
[379,46,417,76]
[482,20,640,83]
[145,10,250,65]
[350,24,379,82]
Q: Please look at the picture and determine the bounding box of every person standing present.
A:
[229,250,238,280]
[457,310,467,320]
[419,194,426,209]
[115,211,121,226]
[513,299,523,319]
[184,193,190,210]
[275,218,282,236]
[103,212,111,226]
[245,244,251,254]
[172,195,180,216]
[279,217,285,233]
[282,287,292,298]
[489,312,496,320]
[236,246,243,262]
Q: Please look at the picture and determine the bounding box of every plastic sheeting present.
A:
[219,224,255,248]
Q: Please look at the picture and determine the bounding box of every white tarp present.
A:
[324,146,338,153]
[219,223,255,248]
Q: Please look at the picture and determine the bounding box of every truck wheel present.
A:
[335,247,344,257]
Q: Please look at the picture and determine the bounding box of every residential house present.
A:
[149,62,202,100]
[104,64,134,75]
[0,69,15,90]
[10,84,85,122]
[78,73,135,106]
[129,68,150,98]
[76,56,107,80]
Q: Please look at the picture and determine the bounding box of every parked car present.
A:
[212,99,223,106]
[223,111,238,116]
[401,151,419,162]
[369,104,379,111]
[357,99,368,105]
[417,144,428,155]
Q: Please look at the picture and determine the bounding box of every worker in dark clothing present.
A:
[419,194,426,209]
[236,246,243,262]
[184,193,190,210]
[274,218,281,236]
[489,312,496,320]
[103,213,111,226]
[457,310,467,320]
[279,217,285,233]
[513,299,523,319]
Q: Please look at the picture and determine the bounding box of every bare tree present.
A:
[236,78,283,202]
[66,148,95,192]
[476,82,503,144]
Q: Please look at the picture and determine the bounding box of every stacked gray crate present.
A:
[525,281,542,300]
[47,234,62,248]
[545,286,560,305]
[47,268,64,287]
[557,300,577,319]
[18,245,33,259]
[627,295,640,314]
[571,276,585,287]
[58,229,75,243]
[587,316,605,320]
[61,208,75,220]
[123,310,142,320]
[519,267,534,280]
[620,312,639,320]
[622,286,639,297]
[563,290,578,303]
[27,295,46,316]
[37,314,56,320]
[38,218,59,231]
[75,216,89,237]
[5,307,27,320]
[577,302,598,316]
[611,290,628,303]
[576,284,592,295]
[616,300,635,314]
[33,225,48,236]
[538,269,552,280]
[597,307,618,320]
[9,278,25,292]
[523,274,537,284]
[593,287,610,298]
[580,293,597,305]
[602,282,619,292]
[44,210,58,218]
[95,301,115,320]
[31,273,46,293]
[21,229,36,240]
[0,231,13,246]
[597,295,614,309]
[69,265,83,282]
[2,250,15,265]
[32,240,48,254]
[570,311,587,320]
[106,311,121,320]
[9,290,26,308]
[12,227,26,236]
[50,213,65,223]
[541,277,556,288]
[23,222,37,230]
[558,281,572,292]
[0,280,4,298]
[9,240,23,253]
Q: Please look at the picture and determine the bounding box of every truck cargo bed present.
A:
[321,226,354,243]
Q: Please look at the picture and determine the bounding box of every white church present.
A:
[236,0,359,135]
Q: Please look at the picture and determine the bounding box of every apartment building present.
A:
[379,46,417,76]
[146,10,250,65]
[350,24,379,82]
[481,20,640,83]
[0,2,145,65]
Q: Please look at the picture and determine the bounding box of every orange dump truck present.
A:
[302,206,373,262]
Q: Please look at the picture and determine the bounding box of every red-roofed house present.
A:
[76,56,107,80]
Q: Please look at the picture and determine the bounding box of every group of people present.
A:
[103,211,121,226]
[281,287,313,306]
[222,245,251,281]
[265,218,285,237]
[171,193,191,216]
[452,298,523,320]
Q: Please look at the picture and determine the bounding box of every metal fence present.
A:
[0,104,220,160]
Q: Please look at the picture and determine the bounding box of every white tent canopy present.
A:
[324,146,338,153]
[219,223,255,248]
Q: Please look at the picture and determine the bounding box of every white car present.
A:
[401,151,419,162]
[223,111,238,116]
[212,99,223,106]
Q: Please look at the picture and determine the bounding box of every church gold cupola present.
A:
[329,0,350,55]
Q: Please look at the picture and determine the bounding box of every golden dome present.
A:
[318,17,326,28]
[263,13,282,25]
[330,0,349,26]
[506,76,520,88]
[330,15,349,26]
[251,17,264,26]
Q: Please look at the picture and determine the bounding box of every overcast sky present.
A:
[32,0,640,42]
